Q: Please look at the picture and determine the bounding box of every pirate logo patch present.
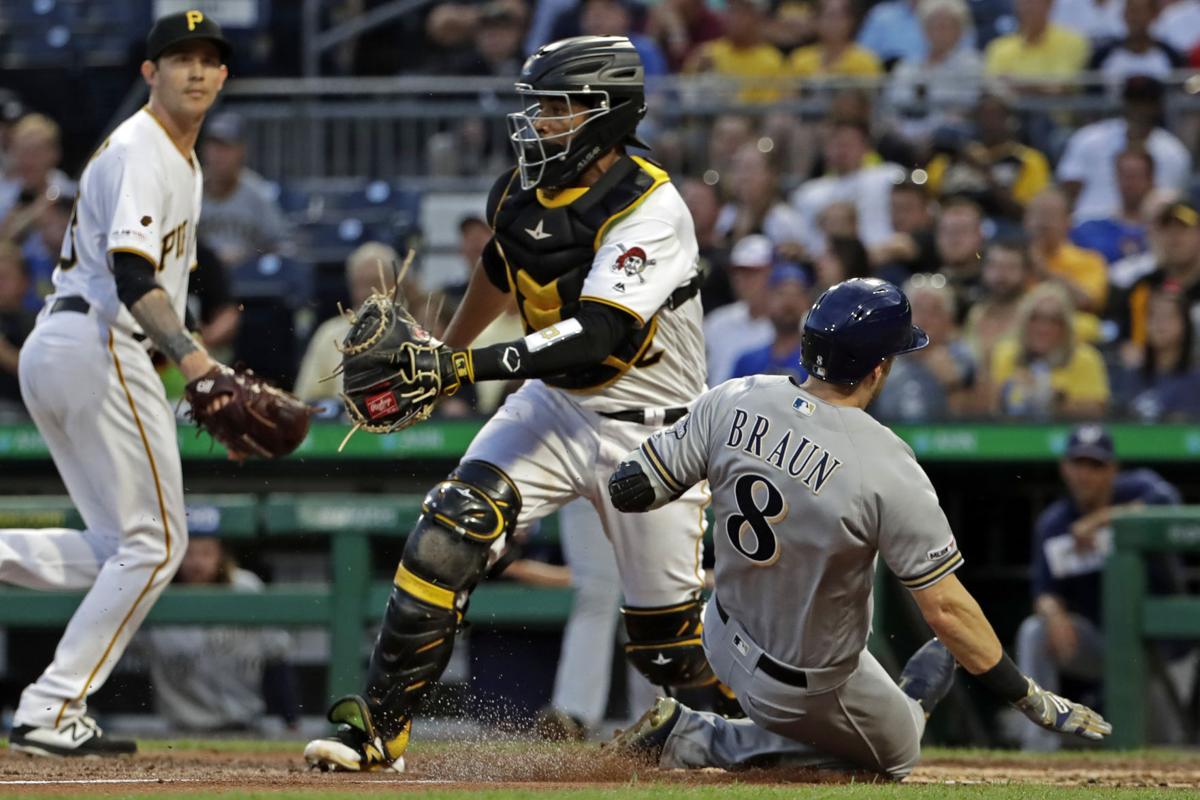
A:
[612,244,655,283]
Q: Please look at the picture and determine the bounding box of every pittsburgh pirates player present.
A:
[608,278,1111,779]
[306,36,725,772]
[0,12,232,756]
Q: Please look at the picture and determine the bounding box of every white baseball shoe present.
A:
[9,716,136,757]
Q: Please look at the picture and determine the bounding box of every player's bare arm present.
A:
[912,569,1110,741]
[440,259,511,348]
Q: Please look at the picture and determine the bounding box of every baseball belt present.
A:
[50,296,153,350]
[599,406,689,426]
[714,594,809,689]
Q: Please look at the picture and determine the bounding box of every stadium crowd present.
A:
[0,0,1198,427]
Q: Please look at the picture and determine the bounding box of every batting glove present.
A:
[1014,678,1113,741]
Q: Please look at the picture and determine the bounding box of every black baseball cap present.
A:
[146,10,232,62]
[1064,424,1115,463]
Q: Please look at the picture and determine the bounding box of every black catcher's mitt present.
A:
[338,290,463,436]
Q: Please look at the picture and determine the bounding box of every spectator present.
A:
[680,178,734,310]
[990,283,1110,418]
[1056,76,1192,223]
[714,144,806,255]
[703,234,775,386]
[1069,149,1153,265]
[136,535,299,733]
[0,114,75,242]
[442,1,529,76]
[685,0,786,104]
[872,176,940,281]
[1050,0,1126,42]
[886,0,984,143]
[294,241,400,403]
[1112,287,1200,420]
[1150,0,1200,57]
[1025,187,1109,314]
[813,234,871,292]
[1088,0,1185,86]
[872,274,976,420]
[1016,424,1183,751]
[859,0,929,64]
[1106,188,1178,302]
[983,0,1089,83]
[729,263,812,381]
[189,240,240,354]
[580,0,669,76]
[933,196,987,309]
[790,119,903,256]
[925,92,1051,221]
[645,0,725,72]
[789,0,883,79]
[20,194,72,309]
[1124,201,1200,354]
[964,237,1034,372]
[706,114,757,183]
[0,243,34,416]
[0,89,25,175]
[199,112,291,268]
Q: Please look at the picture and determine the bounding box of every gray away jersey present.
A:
[629,374,962,671]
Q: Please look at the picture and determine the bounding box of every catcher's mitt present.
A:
[337,290,465,437]
[184,366,312,459]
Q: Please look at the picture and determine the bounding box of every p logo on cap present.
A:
[186,10,204,30]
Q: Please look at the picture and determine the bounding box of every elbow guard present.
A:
[112,251,159,309]
[609,460,656,513]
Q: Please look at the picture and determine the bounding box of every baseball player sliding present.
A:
[0,12,306,757]
[306,36,732,772]
[608,278,1111,779]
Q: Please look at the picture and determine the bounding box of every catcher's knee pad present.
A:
[622,598,718,689]
[365,460,520,730]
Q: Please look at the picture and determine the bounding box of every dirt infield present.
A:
[1,743,1198,795]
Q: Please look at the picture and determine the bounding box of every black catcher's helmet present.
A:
[507,36,647,191]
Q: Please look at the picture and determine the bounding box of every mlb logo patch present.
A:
[793,397,815,416]
[366,390,400,419]
[733,634,750,657]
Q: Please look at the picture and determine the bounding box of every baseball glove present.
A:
[184,366,312,459]
[337,289,463,437]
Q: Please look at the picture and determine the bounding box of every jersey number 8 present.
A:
[725,474,787,566]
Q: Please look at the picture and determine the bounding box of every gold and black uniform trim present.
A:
[481,155,671,392]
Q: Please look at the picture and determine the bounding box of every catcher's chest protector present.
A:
[490,156,664,391]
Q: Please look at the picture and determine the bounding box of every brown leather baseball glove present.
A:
[184,365,312,459]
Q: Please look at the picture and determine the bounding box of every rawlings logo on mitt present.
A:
[184,366,312,459]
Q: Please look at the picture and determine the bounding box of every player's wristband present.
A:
[975,653,1030,703]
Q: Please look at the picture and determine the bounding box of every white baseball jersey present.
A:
[628,375,963,671]
[51,106,201,334]
[574,177,706,411]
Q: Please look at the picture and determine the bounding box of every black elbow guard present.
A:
[609,460,656,513]
[112,251,159,309]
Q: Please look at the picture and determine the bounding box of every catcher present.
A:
[306,35,726,772]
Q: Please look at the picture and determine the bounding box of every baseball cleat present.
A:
[899,638,957,715]
[304,695,409,773]
[9,716,136,757]
[606,696,682,763]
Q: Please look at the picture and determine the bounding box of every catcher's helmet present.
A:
[800,278,929,385]
[507,35,647,191]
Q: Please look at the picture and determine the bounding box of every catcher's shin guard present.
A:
[622,598,717,688]
[363,460,520,736]
[622,598,744,717]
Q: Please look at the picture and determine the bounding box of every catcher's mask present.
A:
[506,35,647,191]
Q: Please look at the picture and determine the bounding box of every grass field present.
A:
[1,739,1197,799]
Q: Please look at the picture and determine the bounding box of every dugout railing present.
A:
[1104,507,1200,749]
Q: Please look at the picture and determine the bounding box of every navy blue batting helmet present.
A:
[800,278,929,385]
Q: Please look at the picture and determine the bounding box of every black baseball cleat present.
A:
[606,696,683,763]
[899,638,958,716]
[9,717,137,757]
